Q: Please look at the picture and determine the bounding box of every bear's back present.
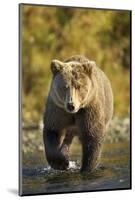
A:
[64,55,89,63]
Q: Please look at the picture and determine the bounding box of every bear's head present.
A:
[50,59,97,113]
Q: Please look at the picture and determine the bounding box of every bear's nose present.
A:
[67,102,75,112]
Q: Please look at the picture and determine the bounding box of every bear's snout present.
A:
[66,102,75,112]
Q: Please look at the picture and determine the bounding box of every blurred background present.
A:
[22,5,130,125]
[21,5,131,194]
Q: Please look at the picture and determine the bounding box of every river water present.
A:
[21,129,131,195]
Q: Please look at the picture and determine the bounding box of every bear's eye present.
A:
[76,84,83,90]
[62,84,68,90]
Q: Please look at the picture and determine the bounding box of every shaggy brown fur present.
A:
[43,55,113,172]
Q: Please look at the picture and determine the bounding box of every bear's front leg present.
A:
[43,97,74,170]
[80,134,103,172]
[76,109,105,173]
[43,128,69,170]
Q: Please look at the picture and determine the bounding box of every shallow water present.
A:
[21,130,131,195]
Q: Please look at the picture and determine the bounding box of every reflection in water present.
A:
[21,130,130,195]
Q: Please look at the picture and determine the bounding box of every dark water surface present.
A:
[21,131,131,195]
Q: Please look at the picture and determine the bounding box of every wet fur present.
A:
[43,55,113,172]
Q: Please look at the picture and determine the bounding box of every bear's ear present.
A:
[51,59,64,75]
[82,61,96,76]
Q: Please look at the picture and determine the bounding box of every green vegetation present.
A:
[21,5,130,124]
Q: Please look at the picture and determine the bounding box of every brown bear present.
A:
[43,55,113,172]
